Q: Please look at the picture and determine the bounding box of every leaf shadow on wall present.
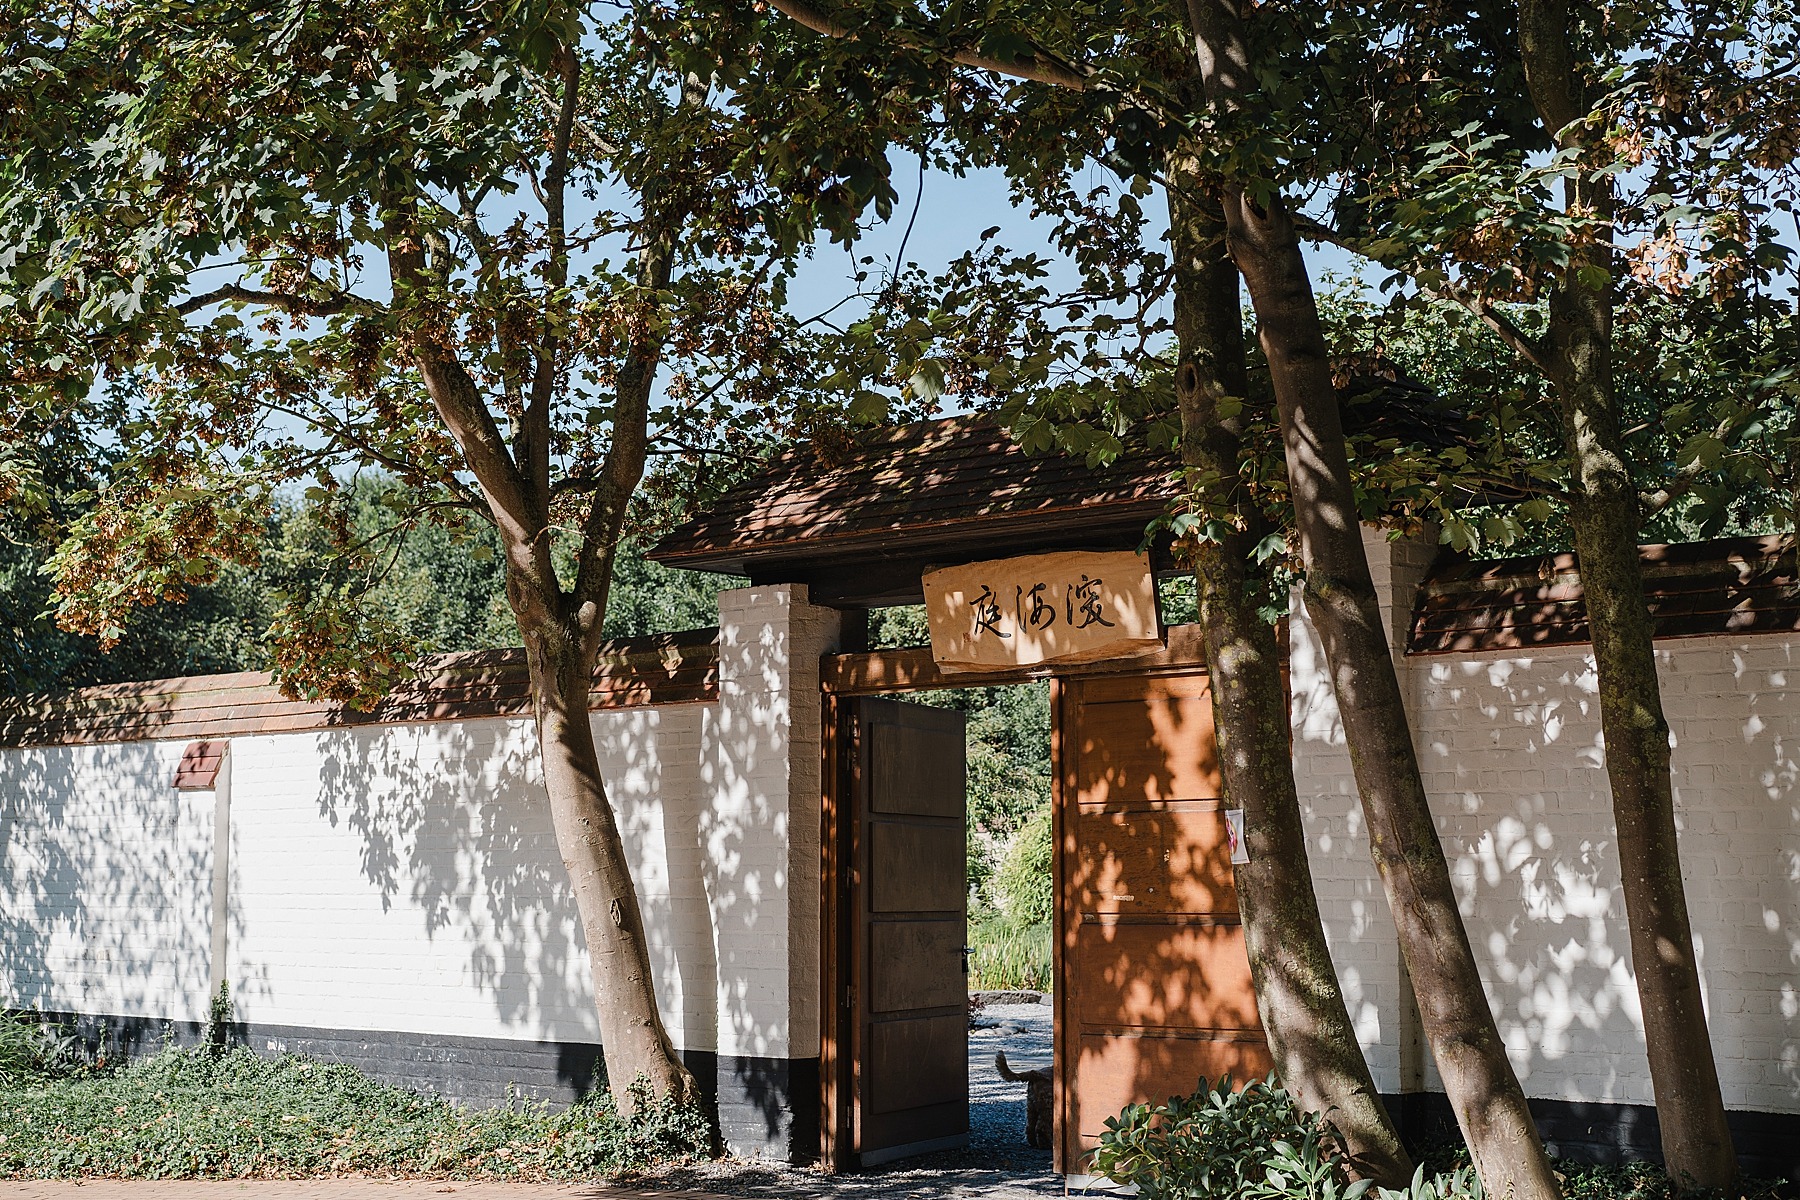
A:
[303,704,718,1104]
[1066,681,1269,1168]
[1418,648,1800,1128]
[0,740,218,1054]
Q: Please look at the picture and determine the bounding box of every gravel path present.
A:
[625,1001,1060,1199]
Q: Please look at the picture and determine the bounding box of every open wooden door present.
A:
[1056,669,1272,1174]
[845,697,969,1167]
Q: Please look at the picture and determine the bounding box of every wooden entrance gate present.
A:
[820,629,1271,1174]
[1055,666,1273,1171]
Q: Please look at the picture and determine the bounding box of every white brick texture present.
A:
[1291,527,1800,1116]
[704,584,840,1062]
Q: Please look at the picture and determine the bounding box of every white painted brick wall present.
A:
[1292,527,1800,1116]
[1,589,837,1082]
[0,739,215,1023]
[704,584,840,1062]
[226,705,716,1051]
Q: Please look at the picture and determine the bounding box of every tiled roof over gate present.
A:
[652,416,1174,572]
[649,393,1499,608]
[1409,535,1800,655]
[0,628,719,750]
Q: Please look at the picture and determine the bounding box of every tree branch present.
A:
[767,0,1091,91]
[386,199,556,613]
[1286,212,1555,375]
[1640,411,1744,516]
[520,50,580,500]
[174,283,366,319]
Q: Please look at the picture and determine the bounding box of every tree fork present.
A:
[1168,156,1412,1187]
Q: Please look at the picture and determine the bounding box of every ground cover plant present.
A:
[1094,1075,1788,1200]
[0,1027,706,1182]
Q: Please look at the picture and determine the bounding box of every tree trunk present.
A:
[1168,155,1412,1188]
[394,222,696,1116]
[1214,184,1559,1200]
[521,608,699,1114]
[1513,2,1738,1182]
[1180,5,1561,1197]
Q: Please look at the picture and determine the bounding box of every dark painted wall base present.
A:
[34,1010,820,1164]
[1385,1091,1800,1186]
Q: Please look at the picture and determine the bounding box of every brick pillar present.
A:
[1358,523,1439,1095]
[703,585,841,1159]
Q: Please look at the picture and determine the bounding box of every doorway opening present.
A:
[820,616,1270,1179]
[820,678,1056,1176]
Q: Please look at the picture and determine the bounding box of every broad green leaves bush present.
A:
[1092,1075,1376,1200]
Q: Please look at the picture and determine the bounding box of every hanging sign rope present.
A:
[922,549,1165,673]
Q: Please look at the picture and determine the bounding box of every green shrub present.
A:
[968,914,1052,992]
[994,803,1053,926]
[1092,1074,1372,1200]
[0,1043,705,1181]
[0,1013,84,1089]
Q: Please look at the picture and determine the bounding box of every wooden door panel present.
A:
[869,920,966,1012]
[1059,668,1269,1173]
[1072,807,1238,914]
[871,735,964,816]
[1073,920,1261,1030]
[854,697,969,1166]
[1073,1031,1273,1140]
[869,1013,968,1114]
[1075,694,1221,803]
[869,823,963,913]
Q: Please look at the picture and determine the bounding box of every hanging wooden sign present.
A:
[922,550,1164,673]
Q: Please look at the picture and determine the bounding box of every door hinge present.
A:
[844,984,855,1010]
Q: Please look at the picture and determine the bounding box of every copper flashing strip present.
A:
[0,628,720,750]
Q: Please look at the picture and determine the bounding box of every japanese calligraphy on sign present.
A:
[922,550,1164,673]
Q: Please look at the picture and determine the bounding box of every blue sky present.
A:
[777,151,1367,343]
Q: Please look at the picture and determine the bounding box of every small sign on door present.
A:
[1226,809,1249,865]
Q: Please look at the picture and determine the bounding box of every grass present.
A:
[0,1020,706,1182]
[969,913,1052,992]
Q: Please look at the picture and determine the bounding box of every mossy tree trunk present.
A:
[1518,2,1736,1181]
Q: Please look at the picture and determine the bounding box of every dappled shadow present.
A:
[0,739,217,1037]
[1062,672,1271,1171]
[1412,639,1800,1122]
[213,697,719,1102]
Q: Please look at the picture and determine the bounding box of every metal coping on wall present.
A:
[0,627,721,750]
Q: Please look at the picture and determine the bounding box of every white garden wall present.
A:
[0,584,839,1158]
[0,738,217,1025]
[1291,529,1800,1125]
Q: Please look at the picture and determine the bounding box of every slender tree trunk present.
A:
[1218,184,1560,1200]
[1515,3,1736,1181]
[393,198,697,1115]
[1168,153,1412,1188]
[1181,9,1561,1197]
[521,610,699,1112]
